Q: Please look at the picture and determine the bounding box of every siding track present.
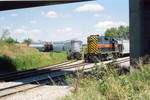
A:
[0,57,130,99]
[0,61,79,82]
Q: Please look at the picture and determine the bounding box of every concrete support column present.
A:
[130,0,150,66]
[130,0,144,65]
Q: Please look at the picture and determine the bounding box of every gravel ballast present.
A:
[0,58,130,100]
[1,85,71,100]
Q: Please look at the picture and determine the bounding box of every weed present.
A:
[0,40,69,71]
[63,57,150,100]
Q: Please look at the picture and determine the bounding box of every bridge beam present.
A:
[0,0,91,11]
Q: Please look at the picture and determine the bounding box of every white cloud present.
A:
[75,4,104,12]
[106,16,112,19]
[2,24,13,29]
[20,26,28,29]
[94,21,128,32]
[30,29,41,33]
[41,12,45,16]
[2,26,11,29]
[42,11,70,18]
[47,29,98,44]
[59,14,71,18]
[14,28,27,34]
[94,14,102,17]
[56,27,72,33]
[12,27,42,42]
[14,26,41,34]
[0,17,5,20]
[30,20,37,24]
[94,14,112,19]
[65,27,72,32]
[45,11,58,18]
[11,13,18,17]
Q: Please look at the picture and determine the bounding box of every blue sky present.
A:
[0,0,129,43]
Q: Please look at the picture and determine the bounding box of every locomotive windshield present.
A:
[71,41,82,53]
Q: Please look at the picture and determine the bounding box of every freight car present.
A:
[29,43,53,52]
[53,39,83,60]
[117,39,130,57]
[84,35,129,62]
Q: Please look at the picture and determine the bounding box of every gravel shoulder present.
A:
[1,85,71,100]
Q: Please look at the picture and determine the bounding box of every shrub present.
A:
[63,58,150,100]
[0,40,69,71]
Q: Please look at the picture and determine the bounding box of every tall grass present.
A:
[63,59,150,100]
[0,40,69,71]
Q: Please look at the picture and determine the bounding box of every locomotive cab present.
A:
[67,40,83,60]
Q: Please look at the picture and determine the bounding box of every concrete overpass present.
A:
[0,0,91,11]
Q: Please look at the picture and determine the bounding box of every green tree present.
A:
[1,29,10,40]
[23,38,33,43]
[104,25,129,39]
[105,27,118,38]
[5,37,18,43]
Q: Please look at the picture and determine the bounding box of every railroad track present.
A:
[0,57,130,99]
[0,57,130,82]
[0,60,80,82]
[0,58,129,98]
[0,62,89,98]
[0,60,78,77]
[0,72,69,98]
[115,58,130,65]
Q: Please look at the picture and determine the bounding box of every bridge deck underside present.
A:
[0,0,91,11]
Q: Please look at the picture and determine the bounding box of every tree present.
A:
[23,38,33,43]
[105,27,118,38]
[104,25,129,39]
[1,29,10,40]
[5,37,18,43]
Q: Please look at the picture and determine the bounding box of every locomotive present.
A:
[84,35,129,62]
[53,39,83,60]
[29,39,83,60]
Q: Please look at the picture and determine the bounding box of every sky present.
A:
[0,0,129,43]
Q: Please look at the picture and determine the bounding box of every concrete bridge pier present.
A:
[130,0,150,67]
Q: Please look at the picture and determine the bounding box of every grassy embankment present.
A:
[0,40,69,71]
[63,59,150,100]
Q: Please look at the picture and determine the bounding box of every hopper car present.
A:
[29,43,53,52]
[84,35,130,62]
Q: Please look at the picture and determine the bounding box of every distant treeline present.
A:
[104,25,129,40]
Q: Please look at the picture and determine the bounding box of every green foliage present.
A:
[105,25,129,39]
[82,44,87,47]
[23,38,33,43]
[5,37,18,43]
[0,40,69,71]
[63,60,150,100]
[1,29,10,40]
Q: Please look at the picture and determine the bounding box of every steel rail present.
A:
[0,62,90,98]
[0,72,70,98]
[115,59,130,64]
[0,57,130,98]
[0,60,76,77]
[0,61,79,82]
